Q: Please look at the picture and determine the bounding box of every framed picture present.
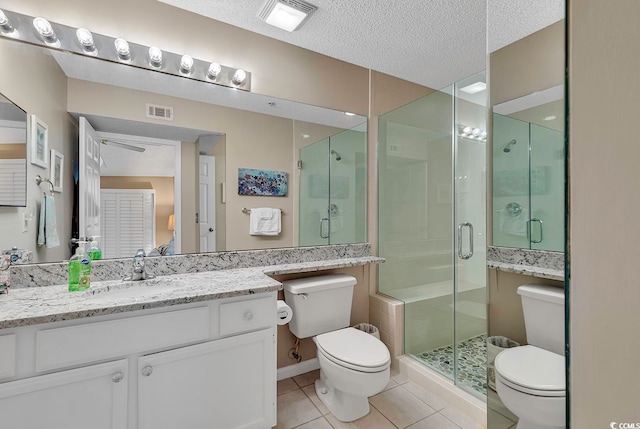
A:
[49,149,64,193]
[238,168,288,196]
[29,115,48,168]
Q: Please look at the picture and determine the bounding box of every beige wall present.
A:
[0,39,75,263]
[1,0,369,116]
[568,0,640,424]
[208,137,227,252]
[271,266,370,369]
[181,142,198,253]
[100,176,175,248]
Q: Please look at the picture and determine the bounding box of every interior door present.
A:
[79,117,101,240]
[198,155,216,252]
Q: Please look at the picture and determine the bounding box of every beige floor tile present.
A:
[325,405,395,429]
[439,407,484,429]
[278,378,300,396]
[293,369,321,387]
[275,389,322,429]
[369,386,436,428]
[302,384,330,415]
[401,381,448,411]
[407,413,462,429]
[381,378,398,392]
[293,417,334,429]
[487,408,516,429]
[390,368,409,385]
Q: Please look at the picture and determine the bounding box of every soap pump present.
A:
[69,241,91,292]
[88,236,102,261]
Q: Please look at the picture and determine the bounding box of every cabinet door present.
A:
[0,359,127,429]
[138,329,275,429]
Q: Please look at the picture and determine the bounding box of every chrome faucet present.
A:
[124,249,155,281]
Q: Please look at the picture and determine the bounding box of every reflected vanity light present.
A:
[114,38,131,61]
[76,28,96,54]
[544,115,557,121]
[32,17,59,46]
[180,55,193,74]
[458,124,486,142]
[148,46,163,67]
[1,9,252,91]
[344,112,356,116]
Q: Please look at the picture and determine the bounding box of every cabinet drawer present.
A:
[0,334,16,380]
[219,297,274,336]
[36,307,210,372]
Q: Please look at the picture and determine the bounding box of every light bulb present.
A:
[480,130,487,138]
[472,128,481,136]
[207,62,221,80]
[180,55,193,74]
[232,69,247,85]
[114,38,130,61]
[76,28,95,52]
[148,46,163,67]
[462,126,472,134]
[0,9,14,33]
[33,17,58,44]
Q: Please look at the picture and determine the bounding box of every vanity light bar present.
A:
[0,9,252,92]
[458,124,486,142]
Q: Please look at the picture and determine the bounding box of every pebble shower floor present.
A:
[414,334,487,395]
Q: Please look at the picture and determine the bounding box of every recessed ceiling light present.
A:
[344,112,356,116]
[302,134,310,139]
[258,0,317,32]
[544,115,557,121]
[460,81,487,94]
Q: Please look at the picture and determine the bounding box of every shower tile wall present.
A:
[369,294,404,361]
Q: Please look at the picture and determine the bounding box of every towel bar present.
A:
[35,175,54,196]
[242,208,284,214]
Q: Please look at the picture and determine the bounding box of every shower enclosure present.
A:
[378,72,487,397]
[298,126,367,246]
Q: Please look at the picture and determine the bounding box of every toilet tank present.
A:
[518,284,565,355]
[283,274,356,339]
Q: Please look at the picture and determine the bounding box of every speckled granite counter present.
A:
[0,256,384,329]
[487,246,564,281]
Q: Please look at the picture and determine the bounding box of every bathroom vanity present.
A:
[0,248,383,429]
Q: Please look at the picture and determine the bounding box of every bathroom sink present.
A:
[84,279,187,300]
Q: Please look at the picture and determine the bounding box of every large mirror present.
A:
[0,35,367,264]
[0,93,27,207]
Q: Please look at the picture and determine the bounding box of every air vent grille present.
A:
[258,0,317,20]
[146,104,174,121]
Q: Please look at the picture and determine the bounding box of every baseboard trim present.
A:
[277,358,320,381]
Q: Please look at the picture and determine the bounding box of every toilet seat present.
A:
[315,328,390,373]
[495,345,565,397]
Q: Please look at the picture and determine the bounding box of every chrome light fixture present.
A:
[114,38,131,61]
[148,46,163,67]
[179,54,193,74]
[232,69,247,85]
[33,17,58,45]
[0,9,15,34]
[207,62,222,80]
[258,0,317,32]
[76,28,96,53]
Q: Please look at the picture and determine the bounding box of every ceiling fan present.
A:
[100,139,145,153]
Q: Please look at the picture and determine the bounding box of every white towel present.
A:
[250,208,281,236]
[37,195,60,248]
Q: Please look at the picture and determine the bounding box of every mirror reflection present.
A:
[0,37,367,264]
[0,93,27,207]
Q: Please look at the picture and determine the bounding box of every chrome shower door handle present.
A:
[531,218,543,243]
[457,222,474,260]
[320,218,329,239]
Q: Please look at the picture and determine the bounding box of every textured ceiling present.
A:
[159,0,487,90]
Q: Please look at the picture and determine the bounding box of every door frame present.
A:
[96,132,182,253]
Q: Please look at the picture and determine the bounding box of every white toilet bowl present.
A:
[313,327,390,422]
[495,345,565,429]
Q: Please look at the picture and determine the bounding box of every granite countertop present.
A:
[487,261,564,281]
[0,256,383,329]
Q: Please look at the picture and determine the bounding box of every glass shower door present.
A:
[299,138,330,246]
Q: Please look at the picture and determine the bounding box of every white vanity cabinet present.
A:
[0,292,277,429]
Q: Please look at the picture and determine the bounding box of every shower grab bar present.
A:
[527,218,544,243]
[457,222,473,260]
[320,218,329,239]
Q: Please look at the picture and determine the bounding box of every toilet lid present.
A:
[495,345,565,395]
[315,328,390,371]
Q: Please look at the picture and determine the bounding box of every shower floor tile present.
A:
[414,335,487,396]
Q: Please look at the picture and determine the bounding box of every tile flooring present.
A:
[274,369,496,429]
[415,335,487,395]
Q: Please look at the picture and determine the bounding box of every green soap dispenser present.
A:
[69,241,91,292]
[88,236,102,261]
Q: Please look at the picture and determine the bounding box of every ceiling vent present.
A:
[258,0,317,32]
[146,103,174,121]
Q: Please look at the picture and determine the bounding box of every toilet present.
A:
[283,274,390,422]
[494,284,566,429]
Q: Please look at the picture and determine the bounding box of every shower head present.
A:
[331,149,342,161]
[503,139,517,153]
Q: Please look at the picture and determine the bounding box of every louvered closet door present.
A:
[100,189,155,259]
[0,159,26,206]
